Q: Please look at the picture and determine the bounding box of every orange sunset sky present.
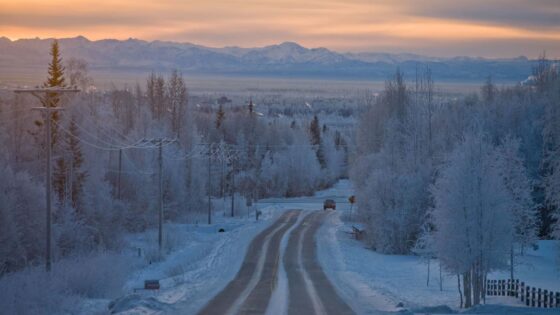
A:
[1,0,559,57]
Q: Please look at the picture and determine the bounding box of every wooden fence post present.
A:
[486,279,560,308]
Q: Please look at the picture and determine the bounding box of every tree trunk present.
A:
[439,261,443,291]
[510,244,514,282]
[463,270,472,308]
[427,257,430,287]
[458,274,463,308]
[482,272,487,304]
[473,265,480,306]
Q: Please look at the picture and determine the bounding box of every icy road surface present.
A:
[197,210,355,315]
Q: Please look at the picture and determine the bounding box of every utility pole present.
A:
[67,153,73,207]
[14,87,79,272]
[208,143,212,225]
[158,139,163,251]
[221,149,225,217]
[138,137,175,252]
[231,157,235,217]
[117,148,122,200]
[35,107,61,272]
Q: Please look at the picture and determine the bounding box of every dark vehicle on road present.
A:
[323,199,336,210]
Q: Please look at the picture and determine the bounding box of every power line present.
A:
[54,121,126,151]
[64,119,135,150]
[122,150,155,175]
[71,109,147,148]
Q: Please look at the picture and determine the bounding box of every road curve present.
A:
[197,210,300,315]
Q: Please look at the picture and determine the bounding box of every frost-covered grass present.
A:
[0,203,279,315]
[0,252,137,315]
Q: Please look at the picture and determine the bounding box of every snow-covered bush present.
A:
[57,251,135,298]
[0,166,45,273]
[0,251,135,315]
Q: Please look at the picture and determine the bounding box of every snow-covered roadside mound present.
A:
[316,212,402,314]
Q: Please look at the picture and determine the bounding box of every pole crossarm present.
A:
[14,87,81,93]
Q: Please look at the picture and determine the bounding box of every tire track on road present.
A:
[285,211,355,315]
[197,210,300,315]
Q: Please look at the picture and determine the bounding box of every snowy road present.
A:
[197,210,355,315]
[284,211,355,315]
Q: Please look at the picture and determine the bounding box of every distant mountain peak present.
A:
[0,36,535,82]
[278,41,304,48]
[74,35,89,41]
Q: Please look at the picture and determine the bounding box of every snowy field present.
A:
[316,181,560,315]
[2,180,558,314]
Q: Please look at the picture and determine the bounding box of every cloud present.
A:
[394,0,560,30]
[0,0,559,57]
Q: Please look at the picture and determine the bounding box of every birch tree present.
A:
[431,130,514,308]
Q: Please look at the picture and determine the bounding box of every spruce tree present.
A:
[35,40,66,148]
[216,104,225,129]
[309,115,321,146]
[309,115,325,168]
[248,98,254,114]
[40,40,68,207]
[67,119,87,210]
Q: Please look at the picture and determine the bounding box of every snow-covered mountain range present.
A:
[0,36,538,81]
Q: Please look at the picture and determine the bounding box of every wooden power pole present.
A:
[138,137,176,252]
[14,87,79,272]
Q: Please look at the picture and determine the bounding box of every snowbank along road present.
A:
[197,209,355,315]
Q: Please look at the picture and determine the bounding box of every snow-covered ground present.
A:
[98,205,281,314]
[315,180,560,315]
[67,179,560,314]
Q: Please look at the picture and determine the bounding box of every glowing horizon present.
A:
[1,0,559,58]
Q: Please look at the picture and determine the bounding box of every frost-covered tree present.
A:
[352,69,432,254]
[431,130,514,308]
[497,137,537,266]
[65,57,93,90]
[167,70,188,137]
[146,73,166,120]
